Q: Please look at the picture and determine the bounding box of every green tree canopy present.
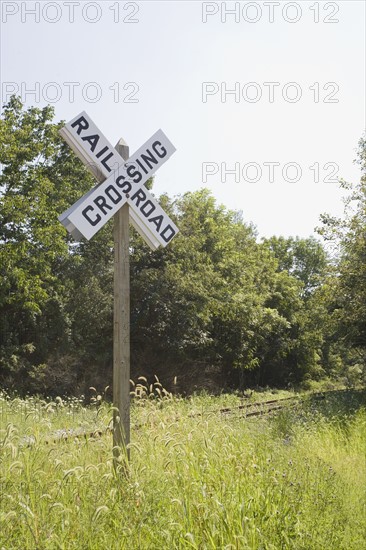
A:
[2,97,354,395]
[316,137,366,379]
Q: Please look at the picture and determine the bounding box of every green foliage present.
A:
[129,190,326,387]
[317,136,366,376]
[0,391,365,549]
[263,235,328,297]
[0,97,96,392]
[0,97,364,395]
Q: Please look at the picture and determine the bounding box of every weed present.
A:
[0,388,365,549]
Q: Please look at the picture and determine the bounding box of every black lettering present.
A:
[126,164,143,183]
[105,185,122,205]
[152,141,167,159]
[140,200,156,217]
[130,188,146,207]
[81,133,99,152]
[136,159,148,175]
[115,175,132,194]
[160,224,176,243]
[96,145,109,158]
[94,195,112,215]
[101,152,114,172]
[149,214,163,232]
[82,205,101,226]
[141,149,158,170]
[71,115,89,135]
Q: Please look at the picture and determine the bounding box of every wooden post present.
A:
[113,138,130,467]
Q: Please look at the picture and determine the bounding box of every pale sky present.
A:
[1,0,365,239]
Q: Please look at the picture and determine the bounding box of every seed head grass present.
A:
[0,388,365,549]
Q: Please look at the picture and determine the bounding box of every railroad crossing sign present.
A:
[59,111,178,249]
[58,112,178,467]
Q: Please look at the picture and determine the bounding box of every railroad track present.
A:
[13,389,365,448]
[16,394,307,447]
[192,395,300,420]
[18,426,113,447]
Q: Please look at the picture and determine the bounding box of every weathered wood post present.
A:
[113,139,130,465]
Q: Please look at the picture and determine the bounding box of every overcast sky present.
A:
[1,0,365,239]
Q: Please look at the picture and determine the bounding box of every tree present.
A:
[317,137,366,379]
[129,189,328,389]
[0,97,338,395]
[0,97,95,392]
[262,236,328,298]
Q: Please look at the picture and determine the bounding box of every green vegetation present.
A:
[0,101,365,548]
[1,97,365,395]
[1,389,365,549]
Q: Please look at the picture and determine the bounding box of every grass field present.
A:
[0,386,365,549]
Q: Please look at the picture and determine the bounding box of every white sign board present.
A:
[59,111,121,183]
[59,112,178,249]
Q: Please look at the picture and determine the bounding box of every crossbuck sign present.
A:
[59,112,178,465]
[59,111,178,249]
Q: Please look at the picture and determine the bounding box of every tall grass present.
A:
[0,388,365,549]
